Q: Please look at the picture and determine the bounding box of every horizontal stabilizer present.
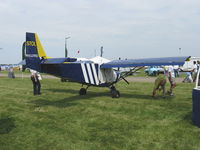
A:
[41,58,77,64]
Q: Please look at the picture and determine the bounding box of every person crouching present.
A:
[152,71,167,97]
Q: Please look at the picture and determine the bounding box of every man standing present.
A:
[167,66,176,96]
[197,61,200,86]
[192,61,198,82]
[30,69,41,95]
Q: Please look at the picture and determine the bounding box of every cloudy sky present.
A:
[0,0,200,63]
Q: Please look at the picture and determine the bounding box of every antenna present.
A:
[65,37,70,57]
[179,48,181,56]
[100,46,103,57]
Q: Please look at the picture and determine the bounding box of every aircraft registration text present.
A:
[26,41,36,47]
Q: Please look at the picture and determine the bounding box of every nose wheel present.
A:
[110,86,120,98]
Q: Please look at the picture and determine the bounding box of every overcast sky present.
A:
[0,0,200,63]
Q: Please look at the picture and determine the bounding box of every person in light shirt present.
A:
[167,66,176,96]
[197,61,200,86]
[192,61,198,82]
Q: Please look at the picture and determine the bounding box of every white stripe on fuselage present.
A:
[81,63,89,83]
[91,63,99,85]
[86,63,94,84]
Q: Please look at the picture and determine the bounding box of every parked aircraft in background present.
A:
[180,57,200,71]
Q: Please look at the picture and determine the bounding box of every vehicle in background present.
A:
[0,64,21,71]
[0,65,9,71]
[145,66,164,76]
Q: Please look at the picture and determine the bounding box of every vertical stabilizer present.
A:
[25,32,47,72]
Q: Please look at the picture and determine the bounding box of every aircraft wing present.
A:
[100,56,190,68]
[18,59,26,65]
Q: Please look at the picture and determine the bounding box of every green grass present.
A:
[0,77,199,150]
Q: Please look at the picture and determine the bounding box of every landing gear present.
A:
[79,88,87,95]
[78,85,120,98]
[79,86,89,95]
[110,86,120,98]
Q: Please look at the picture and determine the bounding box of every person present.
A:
[8,67,15,78]
[192,61,198,82]
[182,72,193,83]
[197,61,200,86]
[167,65,176,96]
[152,71,167,97]
[197,61,200,73]
[30,69,41,95]
[198,72,200,86]
[173,65,180,77]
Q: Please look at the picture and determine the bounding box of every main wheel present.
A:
[79,88,87,95]
[111,89,120,98]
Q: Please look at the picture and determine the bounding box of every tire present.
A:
[79,88,86,95]
[111,90,120,98]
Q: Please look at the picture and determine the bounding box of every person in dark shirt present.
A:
[30,70,41,95]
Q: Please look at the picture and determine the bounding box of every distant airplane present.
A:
[25,32,189,98]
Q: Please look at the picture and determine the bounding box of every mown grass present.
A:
[0,77,199,150]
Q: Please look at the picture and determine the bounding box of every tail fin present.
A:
[25,32,47,72]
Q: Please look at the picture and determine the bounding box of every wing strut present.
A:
[121,76,129,84]
[121,66,144,79]
[112,66,144,85]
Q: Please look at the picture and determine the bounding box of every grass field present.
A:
[0,77,200,150]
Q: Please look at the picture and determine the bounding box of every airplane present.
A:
[25,32,190,98]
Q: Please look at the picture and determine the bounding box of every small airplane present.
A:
[25,32,189,98]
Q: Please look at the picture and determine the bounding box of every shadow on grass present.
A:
[31,88,175,109]
[46,88,113,99]
[174,112,195,127]
[31,90,111,108]
[122,94,167,100]
[184,112,192,120]
[0,117,16,134]
[46,88,155,100]
[183,112,193,125]
[46,88,176,100]
[31,95,84,108]
[31,88,103,107]
[45,88,78,94]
